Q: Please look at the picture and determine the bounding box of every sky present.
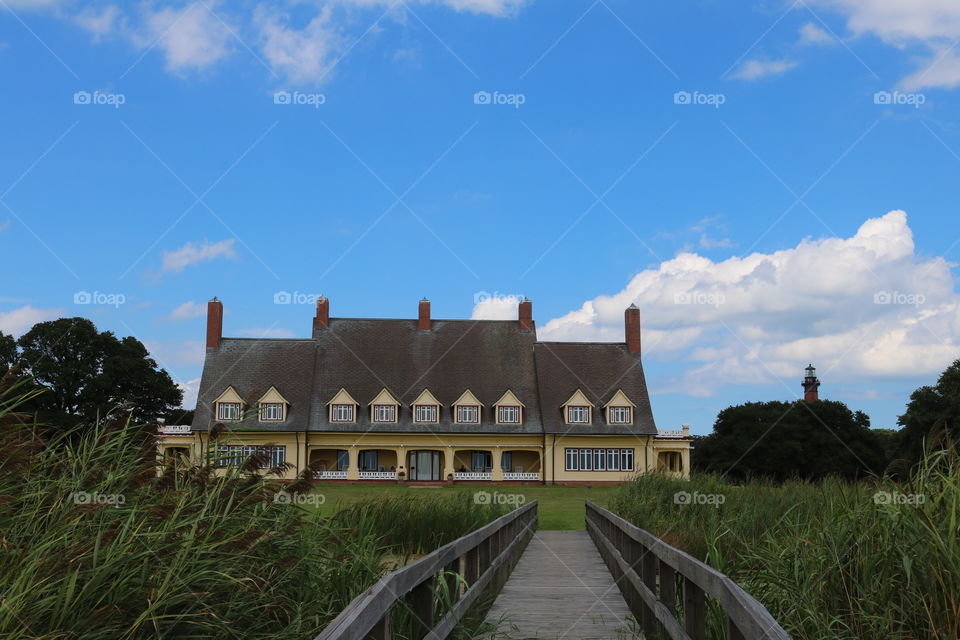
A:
[2,0,960,434]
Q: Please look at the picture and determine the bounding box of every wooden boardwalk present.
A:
[482,530,637,639]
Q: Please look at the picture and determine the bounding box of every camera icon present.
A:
[274,291,292,304]
[274,91,292,105]
[673,91,691,105]
[273,491,292,504]
[473,91,491,105]
[873,291,892,304]
[673,292,691,305]
[673,491,691,505]
[71,491,92,505]
[873,91,892,105]
[74,291,92,305]
[73,91,91,105]
[872,491,891,505]
[473,490,491,504]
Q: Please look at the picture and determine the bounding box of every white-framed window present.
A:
[373,404,396,422]
[497,405,521,424]
[579,449,593,471]
[621,448,634,471]
[565,449,579,471]
[564,448,634,472]
[216,402,241,421]
[414,404,438,423]
[607,449,620,471]
[259,402,285,421]
[330,404,355,422]
[608,406,632,424]
[455,405,480,424]
[567,406,591,423]
[593,449,606,470]
[217,445,285,468]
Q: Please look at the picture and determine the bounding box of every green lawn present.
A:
[312,483,620,530]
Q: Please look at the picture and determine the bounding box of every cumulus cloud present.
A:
[167,301,206,321]
[74,5,120,40]
[161,239,236,274]
[799,22,834,46]
[254,5,340,85]
[731,57,799,81]
[0,305,63,336]
[136,2,236,71]
[176,376,201,410]
[513,211,960,397]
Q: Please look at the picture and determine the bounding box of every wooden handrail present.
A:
[316,500,538,640]
[585,501,790,640]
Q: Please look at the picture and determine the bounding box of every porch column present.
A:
[645,438,655,474]
[443,446,455,481]
[295,432,307,477]
[492,447,504,482]
[680,447,690,479]
[394,447,406,478]
[347,446,359,480]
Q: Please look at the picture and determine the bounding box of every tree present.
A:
[16,317,183,426]
[693,399,885,481]
[896,359,960,465]
[0,331,16,376]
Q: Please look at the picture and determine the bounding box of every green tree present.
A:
[16,317,183,426]
[896,359,960,465]
[0,331,16,375]
[693,399,885,481]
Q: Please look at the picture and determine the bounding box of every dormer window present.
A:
[604,389,636,425]
[327,388,359,423]
[411,389,441,424]
[213,386,244,421]
[453,389,483,424]
[369,388,400,423]
[493,390,525,425]
[257,387,289,422]
[562,389,595,425]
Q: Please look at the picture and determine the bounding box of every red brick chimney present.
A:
[206,297,223,349]
[519,297,533,331]
[314,296,329,330]
[625,304,641,355]
[418,298,431,331]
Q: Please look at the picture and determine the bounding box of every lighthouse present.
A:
[802,364,821,403]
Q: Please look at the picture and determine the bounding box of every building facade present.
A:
[158,297,691,484]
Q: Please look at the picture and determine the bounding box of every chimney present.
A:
[314,296,329,330]
[206,297,223,349]
[625,304,641,355]
[418,297,431,331]
[518,297,533,331]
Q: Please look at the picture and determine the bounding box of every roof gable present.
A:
[411,388,441,406]
[453,389,483,407]
[604,389,636,408]
[369,388,400,406]
[562,388,594,408]
[257,386,288,404]
[214,386,243,404]
[494,389,525,408]
[327,387,359,406]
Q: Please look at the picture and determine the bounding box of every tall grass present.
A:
[608,455,960,639]
[0,379,505,639]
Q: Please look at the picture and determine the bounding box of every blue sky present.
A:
[2,0,960,433]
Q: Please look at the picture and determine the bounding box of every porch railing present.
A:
[586,502,789,640]
[359,471,397,480]
[314,470,348,480]
[316,501,538,640]
[453,471,492,480]
[503,472,540,481]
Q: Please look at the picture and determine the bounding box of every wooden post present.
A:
[364,613,391,640]
[641,549,658,639]
[444,560,460,606]
[683,577,706,640]
[727,617,746,640]
[408,576,435,639]
[659,560,677,618]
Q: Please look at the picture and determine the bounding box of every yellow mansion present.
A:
[157,297,691,483]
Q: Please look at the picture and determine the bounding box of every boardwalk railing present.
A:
[586,502,790,640]
[316,501,538,640]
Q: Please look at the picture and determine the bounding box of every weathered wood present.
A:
[683,577,706,640]
[363,614,390,640]
[408,576,435,638]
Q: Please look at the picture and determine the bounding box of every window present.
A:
[331,404,355,422]
[501,451,513,472]
[567,406,590,423]
[471,450,492,471]
[608,406,632,424]
[373,404,396,422]
[564,448,634,472]
[358,450,378,471]
[259,402,284,421]
[456,405,480,423]
[497,406,520,424]
[414,404,438,423]
[217,445,285,468]
[336,450,349,471]
[217,402,241,421]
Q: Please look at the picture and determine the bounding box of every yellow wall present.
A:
[546,434,658,483]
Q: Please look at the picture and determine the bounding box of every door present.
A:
[408,450,441,481]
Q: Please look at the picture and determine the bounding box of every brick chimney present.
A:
[418,297,431,331]
[518,297,533,331]
[314,296,329,330]
[206,297,223,349]
[625,304,641,355]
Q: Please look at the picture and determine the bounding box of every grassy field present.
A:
[313,483,620,530]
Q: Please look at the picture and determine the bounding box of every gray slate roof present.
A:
[192,317,657,435]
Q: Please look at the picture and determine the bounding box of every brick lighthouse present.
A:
[802,364,821,403]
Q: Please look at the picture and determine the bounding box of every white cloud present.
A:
[799,22,834,46]
[254,5,340,85]
[521,211,960,397]
[136,2,235,71]
[334,0,526,17]
[0,305,64,337]
[176,376,201,410]
[731,57,799,80]
[0,218,11,233]
[167,301,206,321]
[161,239,236,274]
[75,5,120,40]
[237,327,295,338]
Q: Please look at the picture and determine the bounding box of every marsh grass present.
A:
[609,454,960,640]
